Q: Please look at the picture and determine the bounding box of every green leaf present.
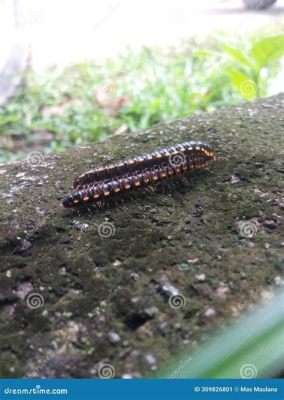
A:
[220,44,253,68]
[251,35,284,68]
[193,50,216,58]
[227,68,257,100]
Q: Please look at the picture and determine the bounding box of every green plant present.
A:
[158,291,284,378]
[220,35,284,100]
[0,34,283,163]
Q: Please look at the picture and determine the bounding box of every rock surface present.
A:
[0,94,284,378]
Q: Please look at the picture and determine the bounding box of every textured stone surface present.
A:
[0,94,283,378]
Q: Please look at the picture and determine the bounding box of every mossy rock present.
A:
[0,94,283,378]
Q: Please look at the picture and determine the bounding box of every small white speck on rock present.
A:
[230,175,240,184]
[14,282,33,299]
[73,220,89,231]
[107,331,121,344]
[144,354,157,370]
[16,172,26,178]
[187,258,199,264]
[59,267,66,275]
[204,307,216,318]
[274,276,284,286]
[195,273,206,282]
[19,239,32,252]
[36,207,47,216]
[216,284,230,299]
[130,272,139,281]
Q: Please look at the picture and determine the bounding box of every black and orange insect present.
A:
[63,141,216,208]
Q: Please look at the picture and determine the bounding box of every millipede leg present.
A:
[181,176,189,186]
[144,186,155,193]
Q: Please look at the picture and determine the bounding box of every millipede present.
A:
[63,141,216,208]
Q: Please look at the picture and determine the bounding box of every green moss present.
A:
[0,94,283,378]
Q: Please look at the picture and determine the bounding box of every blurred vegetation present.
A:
[159,291,284,378]
[0,34,283,163]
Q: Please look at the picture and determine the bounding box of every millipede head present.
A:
[63,193,81,208]
[63,194,75,208]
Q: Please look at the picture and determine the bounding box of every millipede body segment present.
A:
[63,141,215,208]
